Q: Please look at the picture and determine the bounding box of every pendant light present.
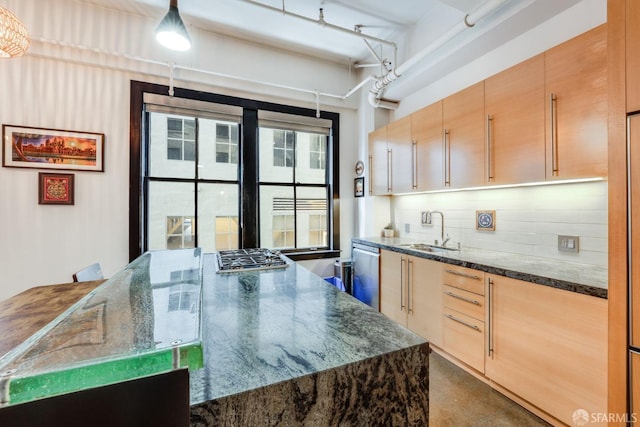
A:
[0,6,30,58]
[155,0,191,51]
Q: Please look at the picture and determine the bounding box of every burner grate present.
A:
[216,248,288,273]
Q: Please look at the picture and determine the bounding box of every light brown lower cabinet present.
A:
[441,266,486,373]
[632,351,640,425]
[380,249,442,347]
[485,274,608,426]
[380,253,608,425]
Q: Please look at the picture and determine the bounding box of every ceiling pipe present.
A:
[367,0,509,108]
[238,0,397,50]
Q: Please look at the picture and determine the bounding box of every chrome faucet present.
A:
[427,210,448,247]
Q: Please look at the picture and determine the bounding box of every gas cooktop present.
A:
[215,248,289,273]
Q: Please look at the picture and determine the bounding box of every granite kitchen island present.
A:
[0,249,429,426]
[191,253,429,425]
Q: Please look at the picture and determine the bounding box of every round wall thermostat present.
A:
[355,160,364,176]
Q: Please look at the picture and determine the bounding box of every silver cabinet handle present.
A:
[445,291,481,306]
[445,314,481,331]
[444,268,482,281]
[407,259,413,314]
[400,257,406,311]
[549,93,558,176]
[368,154,373,195]
[387,148,392,193]
[412,140,418,190]
[488,277,494,357]
[486,114,494,182]
[443,129,451,186]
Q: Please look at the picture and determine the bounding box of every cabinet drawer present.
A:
[443,307,485,373]
[443,265,485,295]
[443,285,485,321]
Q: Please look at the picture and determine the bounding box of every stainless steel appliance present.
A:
[216,248,288,273]
[351,242,380,310]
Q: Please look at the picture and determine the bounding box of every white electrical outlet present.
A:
[558,235,579,253]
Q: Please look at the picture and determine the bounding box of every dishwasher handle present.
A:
[352,243,380,255]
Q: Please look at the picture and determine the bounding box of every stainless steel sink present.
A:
[397,243,460,252]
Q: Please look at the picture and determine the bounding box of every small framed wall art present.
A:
[354,177,364,197]
[476,210,495,231]
[39,172,75,205]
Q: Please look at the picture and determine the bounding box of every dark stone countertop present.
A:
[353,237,607,299]
[188,254,427,405]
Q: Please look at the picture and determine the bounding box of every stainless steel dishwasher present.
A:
[351,242,380,311]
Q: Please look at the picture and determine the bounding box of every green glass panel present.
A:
[0,248,204,408]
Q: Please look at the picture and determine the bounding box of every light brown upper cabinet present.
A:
[368,116,413,195]
[627,0,640,112]
[412,101,444,191]
[386,115,414,193]
[368,126,389,195]
[544,24,608,180]
[485,54,545,185]
[442,82,486,189]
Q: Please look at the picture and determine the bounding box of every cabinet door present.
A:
[407,257,442,347]
[627,0,640,112]
[632,351,640,425]
[544,24,607,180]
[486,275,607,426]
[443,307,485,373]
[442,265,485,373]
[443,82,486,189]
[368,126,389,195]
[485,54,545,185]
[412,101,444,191]
[387,115,413,193]
[380,249,406,325]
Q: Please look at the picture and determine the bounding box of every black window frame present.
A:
[129,80,340,262]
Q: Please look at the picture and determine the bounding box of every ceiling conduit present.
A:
[238,0,398,50]
[368,0,508,108]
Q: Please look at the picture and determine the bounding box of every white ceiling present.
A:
[76,0,584,101]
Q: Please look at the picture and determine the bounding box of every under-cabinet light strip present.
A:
[390,177,605,196]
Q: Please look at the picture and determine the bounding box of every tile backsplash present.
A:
[391,181,608,267]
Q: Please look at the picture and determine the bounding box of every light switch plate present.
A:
[558,235,579,253]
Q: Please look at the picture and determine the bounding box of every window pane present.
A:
[183,119,196,140]
[259,128,293,182]
[297,132,326,184]
[259,186,294,249]
[167,139,182,160]
[309,214,327,247]
[167,118,182,139]
[197,183,239,252]
[149,112,195,179]
[199,119,240,180]
[184,140,196,161]
[296,187,328,248]
[147,182,195,250]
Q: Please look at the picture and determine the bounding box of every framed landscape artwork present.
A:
[2,125,104,172]
[39,172,75,205]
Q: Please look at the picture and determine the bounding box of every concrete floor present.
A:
[429,352,551,426]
